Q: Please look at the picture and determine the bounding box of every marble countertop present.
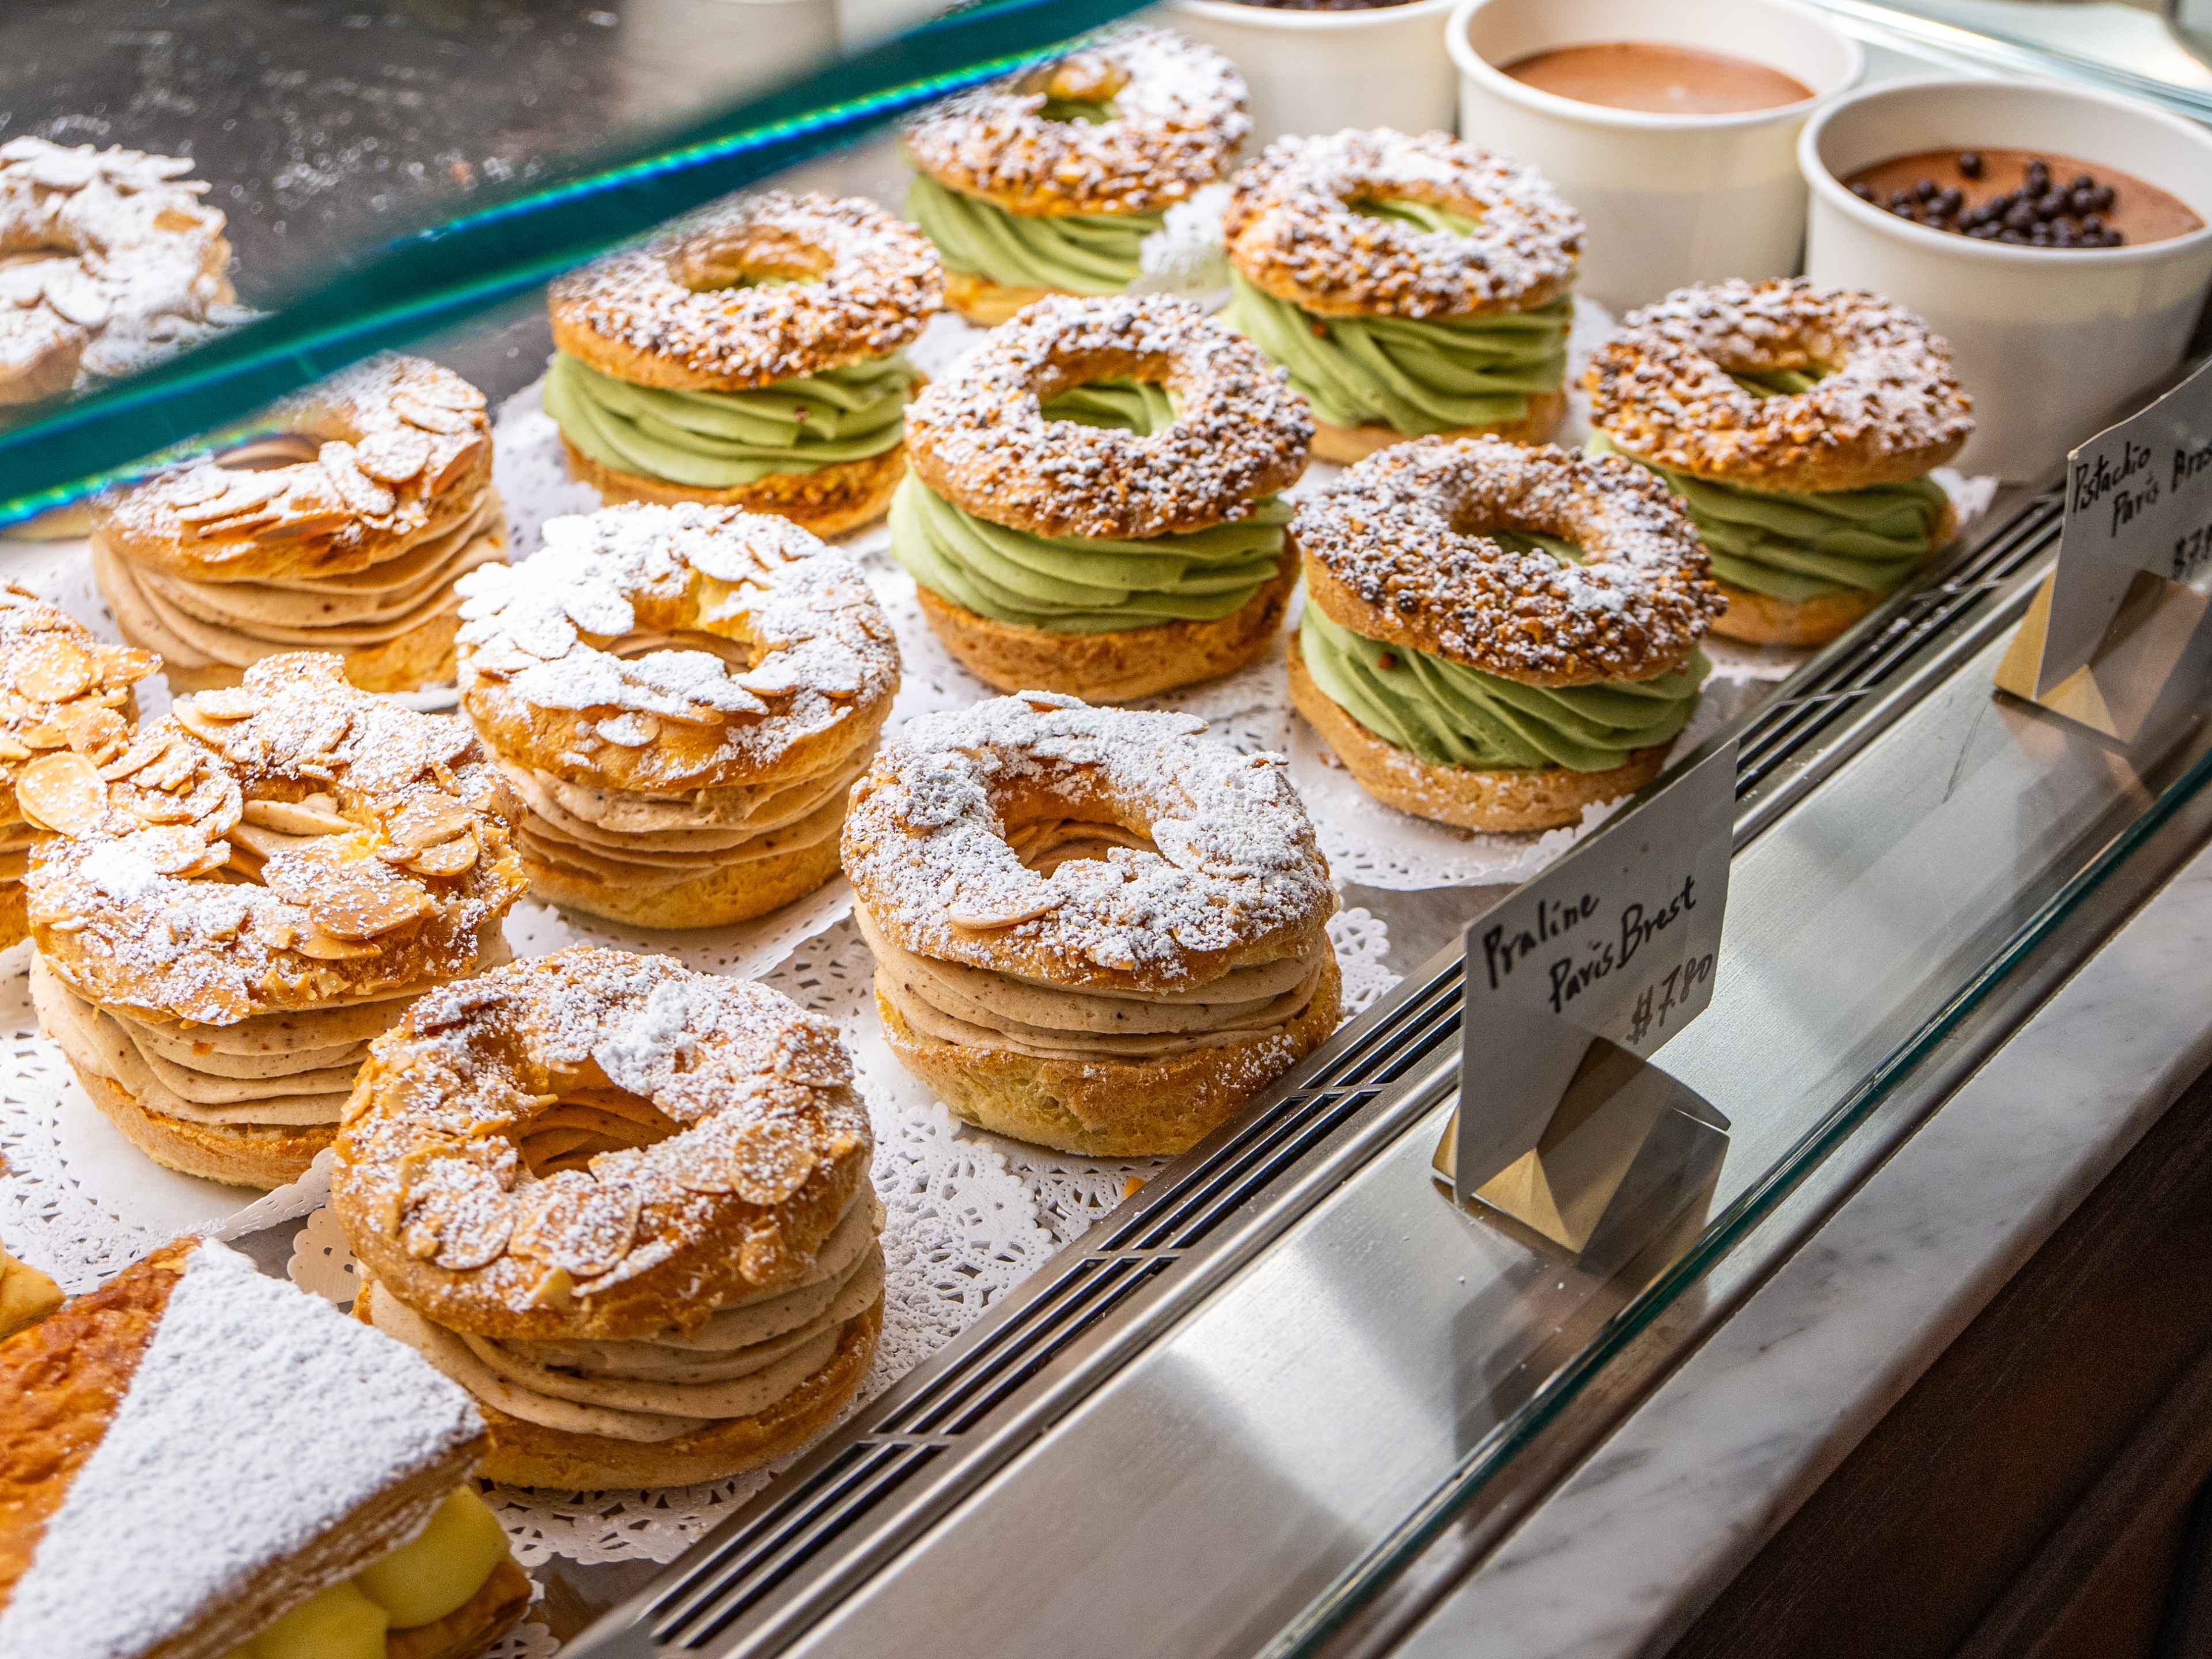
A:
[1395,831,2212,1659]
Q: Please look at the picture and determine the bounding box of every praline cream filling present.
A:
[368,1187,885,1443]
[31,954,420,1126]
[855,820,1329,1062]
[91,488,506,672]
[496,751,864,890]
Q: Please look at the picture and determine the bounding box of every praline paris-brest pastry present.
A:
[893,293,1310,702]
[454,503,900,929]
[1288,437,1725,834]
[1585,278,1974,647]
[24,653,526,1189]
[544,191,940,534]
[0,137,239,414]
[0,585,158,949]
[902,26,1249,324]
[0,1238,530,1659]
[335,945,885,1490]
[846,694,1340,1157]
[89,354,505,692]
[1223,128,1583,464]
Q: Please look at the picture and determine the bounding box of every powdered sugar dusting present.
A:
[0,1240,482,1659]
[904,26,1248,217]
[1585,278,1975,491]
[843,693,1334,991]
[1225,130,1582,317]
[905,293,1310,540]
[1291,436,1723,684]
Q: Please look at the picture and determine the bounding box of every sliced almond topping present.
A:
[241,797,354,837]
[389,393,474,435]
[188,686,262,721]
[114,824,210,876]
[173,471,283,524]
[396,831,478,878]
[596,713,658,748]
[51,703,127,763]
[253,505,351,543]
[527,1266,575,1310]
[305,864,431,940]
[353,427,430,484]
[100,732,173,781]
[0,734,31,762]
[161,467,232,509]
[17,752,107,836]
[17,721,67,751]
[428,433,487,495]
[948,888,1062,930]
[8,635,94,703]
[510,1177,639,1278]
[318,442,397,517]
[385,793,474,849]
[100,647,159,690]
[409,376,486,414]
[294,930,381,960]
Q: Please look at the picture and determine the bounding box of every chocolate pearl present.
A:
[2004,200,2039,231]
[2107,227,2127,246]
[2069,186,2097,215]
[2081,213,2105,236]
[1916,177,1942,202]
[2030,225,2053,245]
[1998,226,2029,244]
[1958,150,1985,179]
[2092,183,2116,211]
[2036,190,2069,217]
[1887,189,1914,211]
[2027,158,2051,185]
[1940,187,1965,214]
[1968,222,2001,240]
[1851,181,1876,202]
[2051,223,2076,247]
[2069,173,2094,192]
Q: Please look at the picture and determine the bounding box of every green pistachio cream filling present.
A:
[1299,528,1708,773]
[891,378,1290,634]
[906,169,1161,297]
[1224,199,1571,435]
[544,347,920,488]
[1588,373,1952,604]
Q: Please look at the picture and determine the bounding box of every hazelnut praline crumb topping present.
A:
[25,652,524,1026]
[332,945,872,1339]
[1224,128,1584,319]
[1583,277,1975,494]
[843,692,1335,995]
[1291,436,1724,687]
[550,191,942,392]
[904,293,1312,541]
[904,25,1249,217]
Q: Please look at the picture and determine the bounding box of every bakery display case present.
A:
[2,2,2211,1657]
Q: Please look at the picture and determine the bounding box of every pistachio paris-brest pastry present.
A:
[545,192,940,535]
[89,355,504,692]
[454,503,900,929]
[846,694,1340,1157]
[902,26,1249,324]
[335,946,885,1490]
[1222,129,1584,465]
[893,293,1311,702]
[1288,437,1725,833]
[24,653,527,1188]
[0,586,158,949]
[1584,278,1974,647]
[0,1239,531,1659]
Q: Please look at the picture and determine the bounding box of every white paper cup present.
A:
[1167,0,1461,150]
[1802,78,2212,480]
[1448,0,1861,311]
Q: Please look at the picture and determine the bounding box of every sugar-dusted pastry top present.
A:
[25,652,525,1025]
[1291,436,1725,687]
[456,503,899,795]
[0,586,158,832]
[1584,277,1975,493]
[1225,128,1584,319]
[0,1240,484,1659]
[550,191,941,391]
[0,137,241,405]
[904,293,1311,541]
[903,26,1249,217]
[843,692,1335,994]
[334,946,874,1342]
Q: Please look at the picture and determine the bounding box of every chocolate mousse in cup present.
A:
[1802,78,2212,479]
[1448,0,1861,309]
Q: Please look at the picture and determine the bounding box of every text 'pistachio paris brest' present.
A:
[893,293,1311,702]
[0,586,158,950]
[1289,438,1725,834]
[0,136,241,412]
[845,694,1340,1157]
[1222,129,1584,464]
[544,191,941,534]
[453,503,900,929]
[334,946,885,1490]
[902,26,1249,324]
[1585,278,1975,647]
[0,1239,531,1659]
[23,654,527,1188]
[89,355,505,692]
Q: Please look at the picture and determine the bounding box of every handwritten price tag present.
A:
[1450,738,1735,1207]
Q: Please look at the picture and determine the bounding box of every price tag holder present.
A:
[1994,357,2212,741]
[1433,739,1735,1253]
